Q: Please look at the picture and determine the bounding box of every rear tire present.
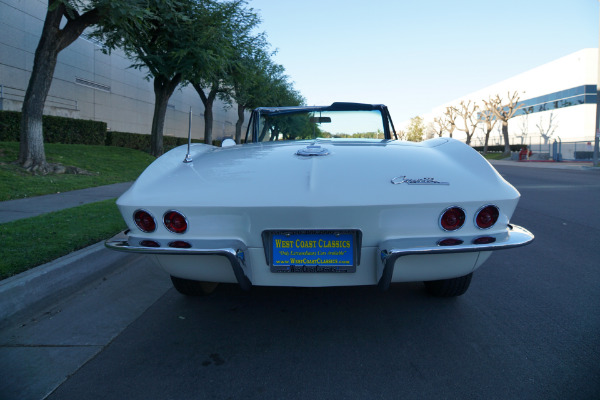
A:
[424,273,473,297]
[170,276,219,296]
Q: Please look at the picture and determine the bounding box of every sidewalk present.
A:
[0,181,132,224]
[0,182,133,324]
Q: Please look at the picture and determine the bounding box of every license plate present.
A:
[269,231,356,273]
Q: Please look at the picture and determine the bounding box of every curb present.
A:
[0,241,136,326]
[489,159,598,170]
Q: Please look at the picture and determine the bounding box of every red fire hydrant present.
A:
[519,147,530,161]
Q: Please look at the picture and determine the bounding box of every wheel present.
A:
[424,273,473,297]
[170,276,219,296]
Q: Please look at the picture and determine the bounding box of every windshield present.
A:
[256,110,386,142]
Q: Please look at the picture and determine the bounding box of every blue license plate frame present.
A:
[266,230,359,273]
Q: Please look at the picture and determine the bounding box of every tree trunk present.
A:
[193,83,217,145]
[483,128,491,155]
[465,131,472,145]
[18,2,99,173]
[501,121,511,156]
[151,74,181,156]
[203,99,214,145]
[20,64,52,173]
[235,104,245,143]
[19,6,62,173]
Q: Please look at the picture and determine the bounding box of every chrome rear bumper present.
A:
[106,224,533,292]
[105,232,252,290]
[376,224,534,290]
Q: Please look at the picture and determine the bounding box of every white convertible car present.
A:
[106,103,533,297]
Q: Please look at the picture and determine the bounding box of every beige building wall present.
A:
[0,0,244,142]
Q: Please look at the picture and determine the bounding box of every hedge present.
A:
[0,110,19,140]
[106,131,201,152]
[0,111,106,144]
[0,110,200,152]
[106,130,152,151]
[472,144,523,153]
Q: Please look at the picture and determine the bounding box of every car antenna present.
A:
[183,107,193,163]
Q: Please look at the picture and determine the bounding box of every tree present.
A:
[230,52,303,143]
[442,106,458,138]
[19,0,149,173]
[515,105,536,145]
[536,112,558,144]
[424,122,437,139]
[454,100,479,145]
[483,91,524,156]
[230,49,275,143]
[190,0,263,145]
[98,0,204,156]
[477,103,497,155]
[406,116,425,142]
[432,117,446,137]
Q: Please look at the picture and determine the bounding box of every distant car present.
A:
[106,102,533,297]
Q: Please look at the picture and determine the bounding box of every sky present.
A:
[249,0,599,123]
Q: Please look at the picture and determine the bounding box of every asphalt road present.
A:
[2,165,599,400]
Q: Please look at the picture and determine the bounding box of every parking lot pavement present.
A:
[0,161,598,399]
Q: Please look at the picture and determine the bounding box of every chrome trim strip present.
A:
[105,234,252,291]
[391,176,449,185]
[377,224,534,291]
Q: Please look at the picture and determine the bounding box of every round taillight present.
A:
[439,207,465,231]
[164,210,188,234]
[475,205,499,229]
[134,210,156,233]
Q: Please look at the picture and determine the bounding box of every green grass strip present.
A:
[0,199,126,280]
[483,152,509,160]
[0,142,155,201]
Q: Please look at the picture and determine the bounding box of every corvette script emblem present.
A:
[391,176,449,185]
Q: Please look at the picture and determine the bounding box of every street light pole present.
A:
[595,1,600,167]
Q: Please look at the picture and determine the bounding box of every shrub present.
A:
[472,144,522,153]
[0,111,20,140]
[106,131,196,152]
[106,131,151,151]
[1,110,204,152]
[0,111,106,144]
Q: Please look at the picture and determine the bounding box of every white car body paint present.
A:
[108,137,532,289]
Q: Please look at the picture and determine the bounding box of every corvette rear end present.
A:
[106,103,533,297]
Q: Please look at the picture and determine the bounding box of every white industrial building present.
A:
[422,48,598,153]
[0,0,242,141]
